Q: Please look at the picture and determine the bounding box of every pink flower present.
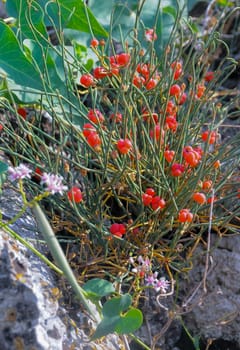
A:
[154,277,170,293]
[8,164,32,182]
[41,173,68,195]
[145,274,170,294]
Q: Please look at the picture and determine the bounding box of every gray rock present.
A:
[181,234,240,345]
[0,185,123,350]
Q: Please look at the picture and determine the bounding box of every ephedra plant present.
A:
[0,0,240,345]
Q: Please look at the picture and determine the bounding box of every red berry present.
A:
[169,84,181,97]
[173,69,182,80]
[109,65,120,76]
[68,186,83,203]
[93,66,108,79]
[90,38,99,47]
[196,84,205,98]
[183,146,200,167]
[116,53,131,67]
[149,124,165,143]
[171,163,184,177]
[142,193,153,206]
[32,167,43,182]
[0,124,3,131]
[17,107,27,120]
[202,180,212,191]
[192,192,206,205]
[165,116,178,132]
[145,78,157,90]
[88,109,105,124]
[178,92,187,105]
[80,74,95,88]
[116,138,132,154]
[201,130,217,144]
[145,188,155,197]
[213,160,220,169]
[207,196,217,204]
[178,209,193,223]
[171,62,183,80]
[164,150,175,163]
[86,132,101,149]
[204,71,214,82]
[136,63,150,78]
[166,100,176,114]
[110,223,126,238]
[151,196,166,210]
[133,74,145,88]
[171,61,182,71]
[83,123,96,138]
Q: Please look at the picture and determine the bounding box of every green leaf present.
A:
[115,308,143,334]
[88,0,187,55]
[24,40,65,93]
[83,278,115,299]
[38,0,108,37]
[6,0,49,45]
[91,316,119,339]
[0,22,44,91]
[102,294,132,317]
[0,161,8,175]
[91,294,143,340]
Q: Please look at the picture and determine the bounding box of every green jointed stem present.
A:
[32,203,101,323]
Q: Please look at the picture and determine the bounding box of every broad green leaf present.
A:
[83,278,115,299]
[24,40,65,94]
[102,294,132,317]
[91,316,119,340]
[115,308,143,334]
[88,0,187,55]
[6,0,48,45]
[1,78,43,104]
[0,22,44,91]
[92,294,143,340]
[38,0,108,37]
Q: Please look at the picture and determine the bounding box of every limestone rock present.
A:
[0,185,123,350]
[181,234,240,346]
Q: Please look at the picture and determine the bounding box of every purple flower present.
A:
[8,164,32,182]
[145,273,170,294]
[40,172,68,195]
[132,255,152,274]
[145,272,158,286]
[154,277,170,294]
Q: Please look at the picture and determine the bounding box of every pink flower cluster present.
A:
[8,164,68,195]
[130,255,170,294]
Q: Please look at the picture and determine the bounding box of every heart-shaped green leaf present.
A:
[83,278,115,299]
[91,294,143,340]
[115,308,143,334]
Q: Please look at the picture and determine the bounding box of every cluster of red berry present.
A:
[69,37,225,235]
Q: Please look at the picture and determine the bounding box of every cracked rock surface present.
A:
[0,185,123,350]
